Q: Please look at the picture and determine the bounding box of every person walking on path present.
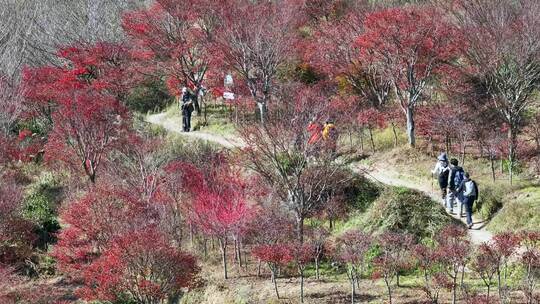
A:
[432,153,450,204]
[180,87,194,132]
[447,158,465,215]
[322,120,337,154]
[458,172,479,229]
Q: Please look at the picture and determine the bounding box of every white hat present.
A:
[182,87,187,93]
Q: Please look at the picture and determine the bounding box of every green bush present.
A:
[23,172,62,248]
[343,175,380,212]
[126,79,172,113]
[362,187,457,240]
[473,184,504,220]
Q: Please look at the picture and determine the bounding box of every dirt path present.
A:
[351,162,493,245]
[146,113,245,149]
[146,113,492,244]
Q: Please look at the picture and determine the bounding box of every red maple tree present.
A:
[252,243,292,299]
[53,185,155,277]
[78,228,199,303]
[122,0,217,115]
[189,165,255,279]
[336,229,373,304]
[24,43,131,184]
[357,6,462,147]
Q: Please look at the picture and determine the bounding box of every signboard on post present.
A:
[223,92,235,100]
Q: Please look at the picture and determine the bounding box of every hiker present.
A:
[431,153,450,204]
[322,120,337,153]
[447,158,465,215]
[181,87,194,132]
[458,172,479,229]
[307,118,322,145]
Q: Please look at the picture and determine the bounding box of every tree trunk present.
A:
[219,238,228,279]
[257,101,267,124]
[369,127,375,153]
[385,276,393,304]
[271,269,280,299]
[406,106,416,148]
[445,135,450,155]
[490,152,496,182]
[460,143,466,167]
[351,278,356,304]
[452,274,457,304]
[257,259,262,277]
[296,215,304,243]
[189,223,194,248]
[392,123,398,147]
[359,130,364,153]
[315,257,320,280]
[300,271,305,303]
[508,128,516,185]
[396,273,401,287]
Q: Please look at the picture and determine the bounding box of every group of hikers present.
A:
[308,118,338,151]
[432,153,479,229]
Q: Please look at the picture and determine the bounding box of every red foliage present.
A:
[78,228,199,303]
[357,108,386,129]
[190,168,254,242]
[337,230,372,267]
[520,231,540,304]
[23,43,132,183]
[252,243,293,268]
[413,244,445,303]
[154,160,205,245]
[0,174,36,267]
[357,5,462,145]
[53,186,156,277]
[372,232,414,303]
[122,0,214,97]
[435,225,471,302]
[210,0,302,115]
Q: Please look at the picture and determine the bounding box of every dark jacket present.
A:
[438,167,449,189]
[182,92,194,111]
[448,166,464,191]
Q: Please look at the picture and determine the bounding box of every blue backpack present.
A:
[453,168,464,190]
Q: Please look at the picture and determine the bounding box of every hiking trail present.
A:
[351,162,493,244]
[146,113,245,149]
[145,113,492,244]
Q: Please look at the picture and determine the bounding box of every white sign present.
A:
[223,92,235,100]
[224,74,234,87]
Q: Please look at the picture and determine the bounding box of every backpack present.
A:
[472,181,479,200]
[452,168,464,190]
[438,166,449,188]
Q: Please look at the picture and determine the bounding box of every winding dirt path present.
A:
[352,162,493,245]
[146,112,492,244]
[146,113,245,149]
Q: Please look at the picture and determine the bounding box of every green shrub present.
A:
[362,187,457,240]
[23,172,62,248]
[125,79,172,113]
[473,184,504,220]
[343,175,380,212]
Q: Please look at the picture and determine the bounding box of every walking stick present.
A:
[431,173,434,192]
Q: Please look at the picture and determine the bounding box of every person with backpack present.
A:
[180,87,194,132]
[458,172,479,229]
[432,153,450,204]
[447,158,465,215]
